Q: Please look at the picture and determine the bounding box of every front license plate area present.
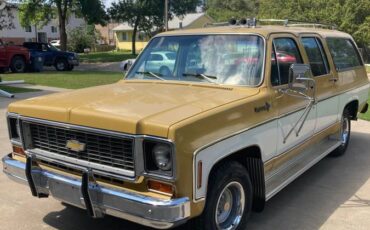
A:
[48,179,84,208]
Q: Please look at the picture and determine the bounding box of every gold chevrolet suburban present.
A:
[3,19,370,230]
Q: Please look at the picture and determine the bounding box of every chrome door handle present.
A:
[329,78,338,82]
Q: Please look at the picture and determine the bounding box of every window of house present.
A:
[301,37,329,76]
[326,38,362,71]
[25,26,32,33]
[51,26,57,33]
[137,32,145,41]
[121,32,128,41]
[271,37,303,86]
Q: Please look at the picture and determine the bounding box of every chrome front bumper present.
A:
[2,154,190,229]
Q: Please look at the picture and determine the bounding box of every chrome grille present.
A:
[27,122,135,172]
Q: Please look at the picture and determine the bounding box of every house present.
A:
[113,13,215,51]
[0,3,85,45]
[95,22,120,46]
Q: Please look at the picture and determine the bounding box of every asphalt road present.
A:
[1,91,370,230]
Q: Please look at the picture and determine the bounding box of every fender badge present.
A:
[66,140,86,152]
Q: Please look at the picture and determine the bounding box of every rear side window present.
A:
[326,38,362,71]
[271,38,303,86]
[301,37,329,76]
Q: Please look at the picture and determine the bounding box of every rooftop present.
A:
[158,25,350,38]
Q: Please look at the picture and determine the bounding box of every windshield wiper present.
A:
[136,71,166,81]
[183,73,218,83]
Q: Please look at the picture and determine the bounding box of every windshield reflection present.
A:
[126,35,265,86]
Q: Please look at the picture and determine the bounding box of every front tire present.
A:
[10,56,26,73]
[330,109,351,157]
[190,161,253,230]
[55,59,68,71]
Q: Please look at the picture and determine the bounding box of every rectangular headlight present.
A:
[7,114,21,144]
[143,140,174,178]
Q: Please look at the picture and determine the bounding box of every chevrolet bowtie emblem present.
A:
[66,140,86,152]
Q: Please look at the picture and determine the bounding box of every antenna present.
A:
[0,0,6,10]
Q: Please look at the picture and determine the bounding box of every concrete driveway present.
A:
[1,91,370,230]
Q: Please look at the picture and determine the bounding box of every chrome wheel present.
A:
[57,61,65,70]
[14,60,25,71]
[11,57,26,73]
[215,182,245,230]
[340,116,350,146]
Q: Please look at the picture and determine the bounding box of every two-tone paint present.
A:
[4,26,370,222]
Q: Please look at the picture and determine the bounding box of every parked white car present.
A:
[120,51,177,76]
[50,40,60,47]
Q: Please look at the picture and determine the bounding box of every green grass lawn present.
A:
[0,85,41,93]
[79,51,137,63]
[2,71,124,89]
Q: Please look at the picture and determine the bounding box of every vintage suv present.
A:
[2,20,370,230]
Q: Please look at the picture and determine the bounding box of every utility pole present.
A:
[164,0,168,31]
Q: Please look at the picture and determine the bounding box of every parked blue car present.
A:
[23,42,79,71]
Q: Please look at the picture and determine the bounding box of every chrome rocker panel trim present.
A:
[2,154,190,229]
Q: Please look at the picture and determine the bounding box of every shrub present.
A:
[67,25,100,53]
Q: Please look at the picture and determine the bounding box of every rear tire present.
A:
[10,56,26,73]
[159,66,171,77]
[55,59,68,71]
[329,109,351,157]
[188,161,253,230]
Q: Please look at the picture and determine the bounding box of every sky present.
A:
[104,0,117,8]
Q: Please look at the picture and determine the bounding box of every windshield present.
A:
[47,43,60,51]
[126,35,265,86]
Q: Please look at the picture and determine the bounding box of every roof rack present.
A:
[204,21,230,28]
[204,18,337,30]
[259,19,337,30]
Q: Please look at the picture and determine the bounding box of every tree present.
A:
[109,0,200,55]
[19,1,52,42]
[258,0,370,47]
[206,0,259,22]
[18,0,107,51]
[0,4,15,31]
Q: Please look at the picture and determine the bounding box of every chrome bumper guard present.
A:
[2,154,190,229]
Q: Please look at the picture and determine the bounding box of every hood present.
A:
[8,81,259,137]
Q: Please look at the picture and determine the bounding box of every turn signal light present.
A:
[148,180,174,196]
[12,145,25,156]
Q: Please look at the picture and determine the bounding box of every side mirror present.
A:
[288,64,313,93]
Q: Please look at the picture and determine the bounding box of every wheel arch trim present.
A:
[338,84,369,120]
[192,119,277,203]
